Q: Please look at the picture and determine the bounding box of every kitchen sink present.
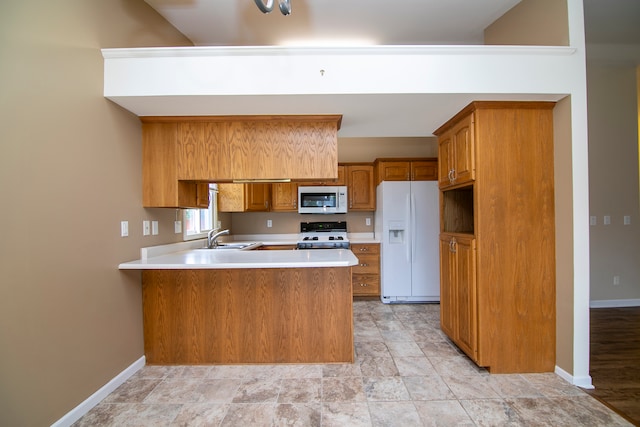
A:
[199,242,262,250]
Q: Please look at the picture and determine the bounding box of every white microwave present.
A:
[298,186,348,214]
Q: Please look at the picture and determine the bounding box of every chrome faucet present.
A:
[207,228,230,248]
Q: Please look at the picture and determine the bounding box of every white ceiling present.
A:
[135,0,640,138]
[144,0,522,46]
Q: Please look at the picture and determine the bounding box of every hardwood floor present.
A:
[587,307,640,426]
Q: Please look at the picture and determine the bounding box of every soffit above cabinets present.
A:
[102,45,572,138]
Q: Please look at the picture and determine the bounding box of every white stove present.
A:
[297,221,350,249]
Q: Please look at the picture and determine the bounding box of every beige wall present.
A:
[338,137,437,162]
[0,1,191,425]
[587,62,640,301]
[484,0,569,46]
[554,96,575,372]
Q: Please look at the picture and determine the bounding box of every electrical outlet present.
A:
[120,221,128,237]
[143,220,150,236]
[366,217,371,226]
[267,219,273,228]
[613,275,620,286]
[590,216,596,226]
[603,215,611,225]
[174,220,182,233]
[152,221,159,235]
[624,215,631,225]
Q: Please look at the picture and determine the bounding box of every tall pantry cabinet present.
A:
[434,101,556,373]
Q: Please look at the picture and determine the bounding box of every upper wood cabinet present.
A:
[218,183,271,212]
[435,113,475,189]
[344,163,375,211]
[374,158,438,185]
[141,115,341,208]
[271,182,299,212]
[303,165,346,186]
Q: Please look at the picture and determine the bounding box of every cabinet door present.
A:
[438,132,454,188]
[378,161,410,182]
[453,235,477,360]
[411,160,438,181]
[439,234,456,338]
[218,183,244,212]
[271,183,298,212]
[451,113,475,185]
[346,164,375,211]
[195,183,210,208]
[439,234,477,362]
[245,183,271,211]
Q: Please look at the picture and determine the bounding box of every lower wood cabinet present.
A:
[439,233,477,360]
[351,243,380,296]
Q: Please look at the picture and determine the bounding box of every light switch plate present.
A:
[603,215,611,225]
[152,221,159,235]
[120,221,128,237]
[174,220,182,234]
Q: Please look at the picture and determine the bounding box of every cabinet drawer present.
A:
[352,274,380,296]
[350,243,380,255]
[352,254,379,274]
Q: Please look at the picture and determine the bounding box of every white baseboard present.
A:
[590,298,640,308]
[555,365,594,389]
[51,356,145,427]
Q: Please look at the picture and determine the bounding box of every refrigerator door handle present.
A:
[406,193,411,263]
[411,191,416,263]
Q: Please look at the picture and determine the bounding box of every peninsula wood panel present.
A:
[142,268,354,364]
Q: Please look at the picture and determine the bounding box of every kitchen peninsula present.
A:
[120,247,358,365]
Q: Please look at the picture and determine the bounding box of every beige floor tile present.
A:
[321,402,372,427]
[368,401,423,426]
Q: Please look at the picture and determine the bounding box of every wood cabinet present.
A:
[351,243,380,296]
[141,121,209,208]
[141,115,341,208]
[374,158,438,185]
[439,234,477,360]
[218,183,271,212]
[271,183,298,212]
[344,163,375,211]
[434,101,556,373]
[437,112,475,189]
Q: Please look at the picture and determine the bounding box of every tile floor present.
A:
[75,300,632,426]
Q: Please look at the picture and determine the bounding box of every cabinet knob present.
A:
[359,283,368,287]
[359,247,368,252]
[359,263,369,267]
[449,237,457,253]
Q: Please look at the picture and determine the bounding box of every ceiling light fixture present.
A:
[254,0,291,16]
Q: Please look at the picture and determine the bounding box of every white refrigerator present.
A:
[375,180,440,303]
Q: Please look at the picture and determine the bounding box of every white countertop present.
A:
[119,247,359,270]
